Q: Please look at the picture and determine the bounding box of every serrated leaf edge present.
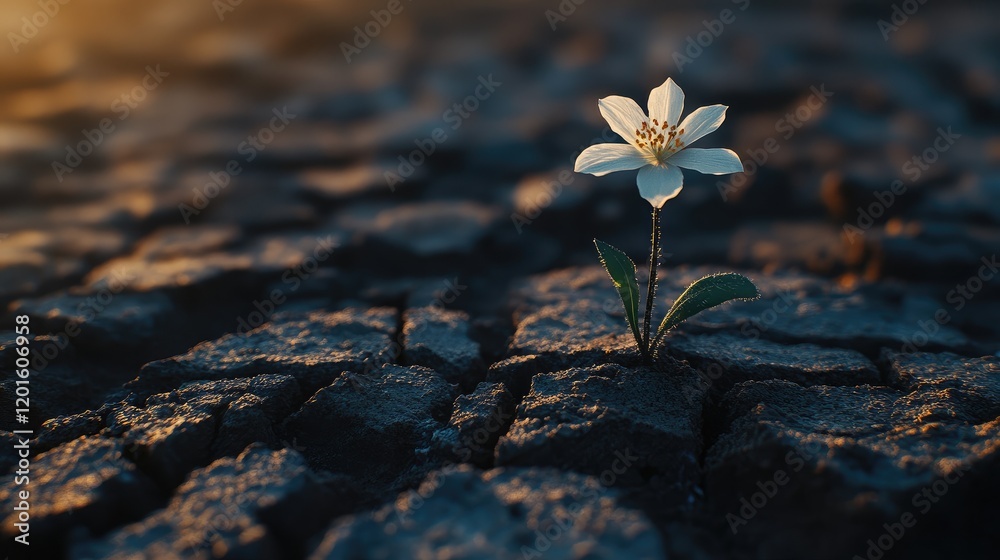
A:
[653,272,760,343]
[594,239,643,348]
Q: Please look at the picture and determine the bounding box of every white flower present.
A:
[574,78,744,207]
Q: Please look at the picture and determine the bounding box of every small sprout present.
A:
[575,78,760,363]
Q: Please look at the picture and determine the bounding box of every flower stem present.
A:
[642,206,661,363]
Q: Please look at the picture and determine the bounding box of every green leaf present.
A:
[654,273,759,342]
[594,239,642,348]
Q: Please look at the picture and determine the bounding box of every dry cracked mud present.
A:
[2,1,999,559]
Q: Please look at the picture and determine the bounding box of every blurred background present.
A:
[1,0,998,355]
[3,3,999,557]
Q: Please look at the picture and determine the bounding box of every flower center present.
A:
[634,118,685,164]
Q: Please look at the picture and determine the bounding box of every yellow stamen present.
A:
[632,117,688,164]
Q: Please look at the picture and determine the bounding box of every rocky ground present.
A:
[1,0,999,558]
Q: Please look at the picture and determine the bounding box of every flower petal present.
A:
[676,104,728,147]
[598,95,647,148]
[636,164,684,207]
[648,78,684,127]
[666,148,744,175]
[574,143,648,176]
